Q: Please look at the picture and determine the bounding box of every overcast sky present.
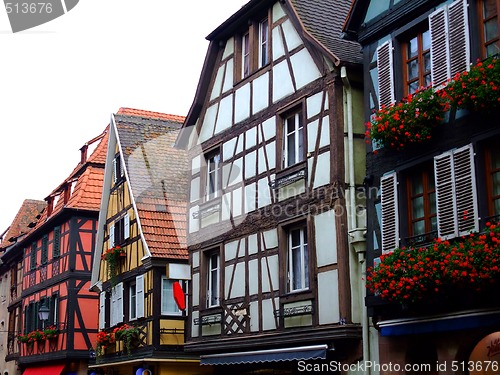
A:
[0,0,249,234]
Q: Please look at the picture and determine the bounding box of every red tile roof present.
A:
[114,112,188,260]
[0,199,45,249]
[33,128,108,231]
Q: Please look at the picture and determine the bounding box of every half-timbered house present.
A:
[8,128,108,375]
[0,199,45,375]
[344,0,500,369]
[90,108,207,375]
[176,0,367,372]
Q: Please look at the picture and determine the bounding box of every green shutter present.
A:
[30,243,37,270]
[41,235,48,264]
[53,227,61,258]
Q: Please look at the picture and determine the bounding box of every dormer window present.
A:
[236,13,270,81]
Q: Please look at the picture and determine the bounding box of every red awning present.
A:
[23,364,65,375]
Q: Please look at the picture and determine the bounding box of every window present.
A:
[376,0,469,105]
[109,213,130,247]
[380,144,479,252]
[236,14,270,80]
[287,226,309,292]
[403,29,431,94]
[259,19,269,68]
[479,0,500,57]
[406,166,437,243]
[129,281,137,320]
[206,252,220,307]
[205,151,221,200]
[283,110,305,168]
[485,145,500,217]
[110,282,124,327]
[113,153,124,183]
[41,235,48,265]
[129,275,144,321]
[161,278,182,315]
[30,243,36,271]
[53,226,61,258]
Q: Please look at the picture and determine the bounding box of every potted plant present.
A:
[43,325,59,340]
[17,333,29,345]
[101,245,125,285]
[367,222,500,306]
[114,324,140,356]
[96,331,115,357]
[444,56,500,112]
[367,87,449,150]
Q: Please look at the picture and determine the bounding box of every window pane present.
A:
[409,81,419,94]
[493,172,500,196]
[303,243,309,288]
[411,175,424,195]
[298,126,304,163]
[287,133,296,166]
[424,52,431,72]
[408,60,419,80]
[292,247,302,290]
[260,20,269,66]
[413,220,425,236]
[483,0,497,19]
[408,36,418,58]
[412,196,425,219]
[485,19,499,42]
[130,284,136,319]
[162,279,180,314]
[486,42,500,56]
[422,30,430,51]
[291,229,301,248]
[494,199,500,215]
[429,192,437,215]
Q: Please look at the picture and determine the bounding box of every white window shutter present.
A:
[113,158,118,183]
[376,41,395,109]
[448,0,470,77]
[120,156,125,178]
[110,287,117,326]
[430,7,450,87]
[453,144,478,236]
[116,282,124,324]
[99,292,106,329]
[380,172,399,253]
[109,223,115,247]
[434,151,457,239]
[136,275,145,318]
[124,213,130,240]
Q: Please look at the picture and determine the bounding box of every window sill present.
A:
[270,162,307,190]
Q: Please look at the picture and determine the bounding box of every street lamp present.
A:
[38,303,50,329]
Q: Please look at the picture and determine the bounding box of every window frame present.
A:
[284,223,310,293]
[161,277,183,316]
[277,104,306,172]
[205,250,220,308]
[478,0,500,58]
[203,149,222,201]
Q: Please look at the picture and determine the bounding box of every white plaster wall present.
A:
[192,251,199,269]
[266,141,276,170]
[235,83,251,124]
[261,255,279,293]
[249,302,259,332]
[190,177,200,202]
[214,94,233,135]
[191,311,199,337]
[245,150,257,179]
[192,272,200,306]
[222,193,231,221]
[223,137,237,161]
[272,26,285,61]
[222,37,234,59]
[278,179,305,201]
[272,1,286,22]
[315,210,338,267]
[282,19,302,51]
[246,126,257,149]
[201,210,219,228]
[252,73,269,114]
[262,298,278,331]
[306,92,324,119]
[199,103,218,143]
[257,178,271,208]
[290,48,321,89]
[233,187,243,217]
[192,155,201,174]
[313,152,330,188]
[273,60,295,102]
[245,182,256,213]
[225,239,239,261]
[262,117,276,141]
[248,259,259,295]
[248,233,258,254]
[210,65,225,101]
[223,59,234,94]
[318,270,340,325]
[307,116,330,154]
[225,262,245,298]
[262,228,278,249]
[189,206,199,233]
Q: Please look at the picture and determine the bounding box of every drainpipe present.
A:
[341,66,371,374]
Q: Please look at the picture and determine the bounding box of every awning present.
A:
[378,309,500,336]
[200,344,328,365]
[23,364,65,375]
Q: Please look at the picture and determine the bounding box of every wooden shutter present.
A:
[113,157,118,183]
[448,0,470,77]
[124,213,130,240]
[376,41,395,108]
[435,151,457,239]
[434,144,478,239]
[30,243,37,270]
[53,226,60,258]
[136,275,145,319]
[41,235,48,265]
[430,7,450,87]
[99,292,106,329]
[453,144,478,235]
[116,282,124,324]
[109,223,115,247]
[110,286,117,326]
[380,172,399,253]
